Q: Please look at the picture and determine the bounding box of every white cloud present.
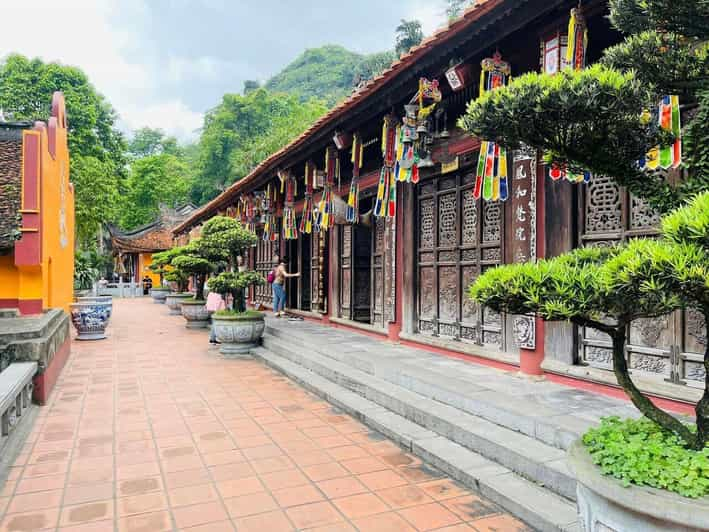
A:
[118,100,204,143]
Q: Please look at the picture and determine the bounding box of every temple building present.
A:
[108,204,196,286]
[173,0,702,405]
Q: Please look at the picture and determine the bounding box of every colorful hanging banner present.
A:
[317,146,338,231]
[300,161,315,234]
[639,95,682,171]
[374,115,398,218]
[282,172,298,240]
[346,134,363,223]
[474,52,511,201]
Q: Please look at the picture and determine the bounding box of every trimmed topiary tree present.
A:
[171,253,211,301]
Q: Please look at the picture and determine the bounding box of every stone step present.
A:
[261,334,577,502]
[265,324,591,451]
[252,345,579,532]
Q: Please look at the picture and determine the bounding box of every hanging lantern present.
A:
[474,52,511,201]
[346,134,363,223]
[300,161,315,234]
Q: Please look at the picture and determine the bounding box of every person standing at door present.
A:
[272,257,299,318]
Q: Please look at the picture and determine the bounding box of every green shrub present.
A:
[213,309,263,319]
[583,417,709,498]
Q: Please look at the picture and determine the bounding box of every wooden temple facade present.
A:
[174,0,703,404]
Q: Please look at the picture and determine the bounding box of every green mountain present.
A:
[265,45,397,105]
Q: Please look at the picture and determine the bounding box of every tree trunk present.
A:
[610,328,697,448]
[695,311,709,449]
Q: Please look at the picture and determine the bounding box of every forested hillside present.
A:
[265,45,396,105]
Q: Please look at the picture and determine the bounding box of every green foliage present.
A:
[163,269,189,292]
[446,0,472,20]
[207,271,265,295]
[353,51,397,84]
[191,89,327,203]
[684,91,709,183]
[127,127,182,158]
[73,251,100,290]
[213,309,264,319]
[120,153,193,229]
[459,65,679,211]
[395,19,424,56]
[662,191,709,250]
[608,0,709,38]
[197,216,258,264]
[0,54,127,245]
[583,417,709,498]
[171,255,211,275]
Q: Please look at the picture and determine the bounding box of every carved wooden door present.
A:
[416,173,504,348]
[254,232,278,306]
[300,231,312,311]
[339,225,353,319]
[310,231,320,311]
[579,176,705,387]
[371,218,387,328]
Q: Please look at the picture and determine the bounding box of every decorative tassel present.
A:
[475,52,510,201]
[566,7,588,71]
[283,174,298,240]
[346,134,363,223]
[640,95,682,171]
[375,116,398,217]
[317,147,337,231]
[300,162,315,234]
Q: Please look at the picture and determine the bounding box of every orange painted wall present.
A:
[0,93,75,314]
[139,253,161,286]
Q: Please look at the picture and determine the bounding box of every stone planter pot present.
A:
[77,296,113,318]
[211,313,265,357]
[180,300,210,329]
[150,287,170,304]
[568,440,709,531]
[70,302,111,340]
[165,293,192,315]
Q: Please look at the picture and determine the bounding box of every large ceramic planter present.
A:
[180,300,210,329]
[77,296,113,318]
[165,293,192,315]
[211,313,265,357]
[70,302,111,340]
[568,440,709,531]
[150,287,170,304]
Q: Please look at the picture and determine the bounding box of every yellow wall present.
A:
[139,253,161,286]
[0,255,19,301]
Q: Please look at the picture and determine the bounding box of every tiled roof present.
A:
[174,0,504,235]
[111,205,197,253]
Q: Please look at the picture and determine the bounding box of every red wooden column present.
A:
[510,151,545,376]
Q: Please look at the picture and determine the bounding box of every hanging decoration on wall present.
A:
[347,133,363,223]
[474,52,511,201]
[245,194,256,234]
[639,95,682,171]
[281,171,298,240]
[374,115,398,218]
[317,146,338,231]
[300,161,315,234]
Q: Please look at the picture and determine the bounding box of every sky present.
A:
[1,0,448,143]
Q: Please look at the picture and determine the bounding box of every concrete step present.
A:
[253,345,579,532]
[261,334,577,502]
[265,324,590,451]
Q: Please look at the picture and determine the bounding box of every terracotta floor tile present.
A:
[433,524,475,531]
[118,510,172,532]
[249,455,294,474]
[271,484,324,508]
[259,468,310,490]
[223,491,278,518]
[242,444,283,460]
[0,507,59,532]
[180,519,235,532]
[116,461,161,480]
[201,449,245,467]
[215,476,264,498]
[164,467,211,489]
[286,501,343,529]
[117,476,163,497]
[172,500,228,529]
[59,500,114,527]
[118,492,168,517]
[15,473,66,494]
[442,495,500,522]
[468,514,533,531]
[233,509,294,532]
[58,518,115,531]
[332,493,389,519]
[289,451,333,467]
[418,479,470,501]
[380,452,421,468]
[357,469,408,491]
[327,445,370,461]
[375,485,433,509]
[303,523,356,532]
[340,457,388,475]
[168,483,218,507]
[6,489,63,514]
[302,462,349,482]
[352,511,417,532]
[317,476,368,500]
[67,466,114,486]
[209,461,255,482]
[62,482,114,506]
[22,461,69,478]
[397,502,461,531]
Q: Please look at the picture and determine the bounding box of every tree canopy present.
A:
[395,19,424,56]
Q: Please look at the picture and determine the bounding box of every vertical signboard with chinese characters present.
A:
[510,147,537,349]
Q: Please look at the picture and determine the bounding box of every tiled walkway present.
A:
[0,298,531,532]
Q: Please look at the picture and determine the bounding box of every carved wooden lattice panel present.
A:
[371,217,387,328]
[339,225,352,317]
[579,177,702,388]
[416,172,503,348]
[254,232,278,305]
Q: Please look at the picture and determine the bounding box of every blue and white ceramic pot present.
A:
[77,296,113,318]
[70,301,111,340]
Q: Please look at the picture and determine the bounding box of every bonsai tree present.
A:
[149,249,176,285]
[197,216,262,312]
[169,241,212,301]
[459,0,708,214]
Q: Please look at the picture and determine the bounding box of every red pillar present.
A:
[519,160,546,376]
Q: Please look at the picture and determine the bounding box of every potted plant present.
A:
[462,0,709,527]
[172,251,212,328]
[207,271,265,356]
[148,250,172,304]
[73,251,99,298]
[158,247,194,315]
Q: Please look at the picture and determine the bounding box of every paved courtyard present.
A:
[0,298,531,532]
